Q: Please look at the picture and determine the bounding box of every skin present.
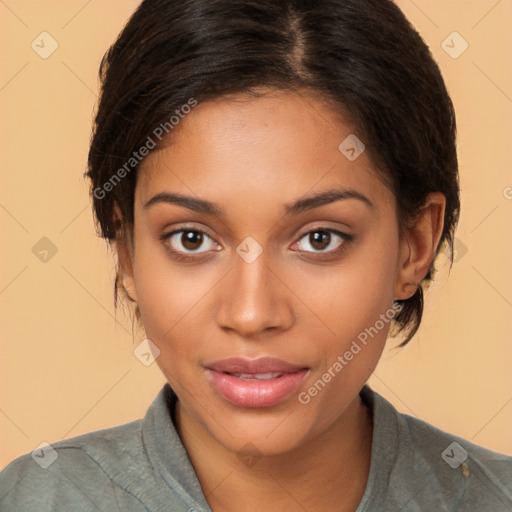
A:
[116,88,446,512]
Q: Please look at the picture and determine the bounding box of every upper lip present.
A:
[204,357,309,374]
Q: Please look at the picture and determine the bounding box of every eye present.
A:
[160,226,353,262]
[294,228,352,255]
[161,229,219,257]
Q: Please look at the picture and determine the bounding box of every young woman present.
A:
[1,0,511,510]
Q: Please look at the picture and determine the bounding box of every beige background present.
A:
[1,0,511,469]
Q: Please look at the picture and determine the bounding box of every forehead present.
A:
[136,89,394,213]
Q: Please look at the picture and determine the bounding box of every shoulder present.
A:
[0,419,143,512]
[394,403,512,509]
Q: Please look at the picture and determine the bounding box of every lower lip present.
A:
[206,369,309,408]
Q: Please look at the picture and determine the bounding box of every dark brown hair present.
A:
[86,0,461,346]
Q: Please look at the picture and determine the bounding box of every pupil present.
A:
[310,231,330,250]
[182,231,203,251]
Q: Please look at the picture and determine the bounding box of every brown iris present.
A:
[309,231,331,251]
[181,231,204,251]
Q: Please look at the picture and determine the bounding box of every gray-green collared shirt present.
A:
[1,384,511,511]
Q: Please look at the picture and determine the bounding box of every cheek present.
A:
[291,229,399,404]
[134,266,208,389]
[294,257,397,426]
[132,239,219,358]
[292,237,398,344]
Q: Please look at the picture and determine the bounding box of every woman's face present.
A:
[124,89,408,455]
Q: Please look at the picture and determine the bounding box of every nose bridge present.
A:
[216,246,293,336]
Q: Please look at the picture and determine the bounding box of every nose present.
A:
[215,249,294,339]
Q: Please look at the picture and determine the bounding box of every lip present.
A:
[205,357,308,374]
[204,357,310,408]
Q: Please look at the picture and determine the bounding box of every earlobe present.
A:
[117,240,138,303]
[393,192,446,300]
[113,204,138,303]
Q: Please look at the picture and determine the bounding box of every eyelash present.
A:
[160,227,354,262]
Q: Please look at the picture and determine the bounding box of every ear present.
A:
[394,192,446,300]
[113,203,138,302]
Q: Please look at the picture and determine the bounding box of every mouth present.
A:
[204,357,310,408]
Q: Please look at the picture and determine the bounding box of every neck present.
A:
[175,392,373,512]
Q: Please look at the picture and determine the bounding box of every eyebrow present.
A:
[143,187,374,216]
